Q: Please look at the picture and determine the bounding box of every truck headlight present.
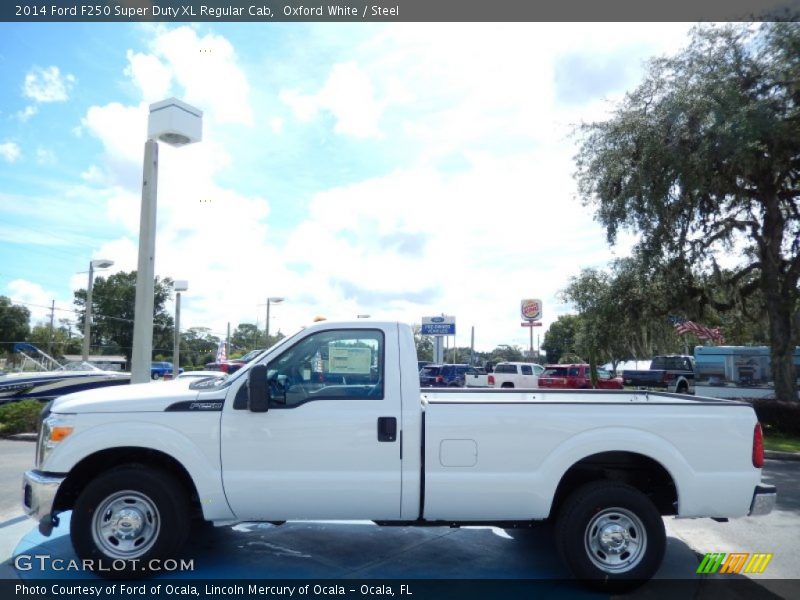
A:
[37,414,75,468]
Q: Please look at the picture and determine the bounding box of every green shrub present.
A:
[747,399,800,438]
[0,399,44,435]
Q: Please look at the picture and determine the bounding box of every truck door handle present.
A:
[377,417,397,442]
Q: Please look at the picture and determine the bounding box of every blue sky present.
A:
[0,22,695,351]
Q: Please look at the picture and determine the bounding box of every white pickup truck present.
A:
[489,361,545,388]
[23,320,776,590]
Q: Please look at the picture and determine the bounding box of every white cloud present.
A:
[36,147,56,165]
[6,280,65,324]
[146,26,253,125]
[282,61,383,139]
[124,50,173,102]
[80,165,106,184]
[23,66,76,103]
[83,102,151,166]
[36,23,697,350]
[0,142,21,163]
[16,105,38,122]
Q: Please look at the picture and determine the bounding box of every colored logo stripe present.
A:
[697,553,726,574]
[697,552,773,574]
[744,553,773,574]
[720,553,749,573]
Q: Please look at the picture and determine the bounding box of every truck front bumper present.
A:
[748,483,777,516]
[22,470,65,535]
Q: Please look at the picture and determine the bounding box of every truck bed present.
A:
[421,388,726,405]
[418,388,757,522]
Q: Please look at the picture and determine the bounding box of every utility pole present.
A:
[226,322,231,356]
[48,300,55,356]
[470,326,475,366]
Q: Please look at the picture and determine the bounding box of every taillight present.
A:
[488,375,495,385]
[661,371,670,384]
[753,423,764,468]
[436,375,444,383]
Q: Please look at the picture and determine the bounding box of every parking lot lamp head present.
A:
[82,259,114,362]
[131,99,202,384]
[265,297,285,344]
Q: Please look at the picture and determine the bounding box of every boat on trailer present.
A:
[0,343,130,404]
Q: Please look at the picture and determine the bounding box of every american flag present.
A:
[216,340,227,362]
[670,317,725,345]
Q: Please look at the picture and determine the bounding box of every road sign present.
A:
[521,322,543,327]
[421,315,456,335]
[521,299,542,321]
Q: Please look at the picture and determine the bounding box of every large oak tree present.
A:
[576,23,800,401]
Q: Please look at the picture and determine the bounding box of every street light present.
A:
[131,98,202,384]
[265,297,284,346]
[172,280,188,379]
[82,259,114,362]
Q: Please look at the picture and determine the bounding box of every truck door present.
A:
[220,327,401,521]
[520,364,536,387]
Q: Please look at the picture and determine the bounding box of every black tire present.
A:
[70,465,190,578]
[676,382,688,394]
[151,372,160,380]
[554,481,665,593]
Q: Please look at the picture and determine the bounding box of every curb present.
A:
[765,449,800,462]
[1,433,37,442]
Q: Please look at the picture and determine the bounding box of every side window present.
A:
[266,329,384,408]
[521,365,533,375]
[568,367,580,376]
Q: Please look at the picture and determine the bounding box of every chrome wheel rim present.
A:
[584,507,647,573]
[91,490,160,559]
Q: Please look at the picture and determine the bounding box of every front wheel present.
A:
[554,481,665,592]
[70,466,190,578]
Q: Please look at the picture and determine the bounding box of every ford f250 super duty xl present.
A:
[22,321,776,591]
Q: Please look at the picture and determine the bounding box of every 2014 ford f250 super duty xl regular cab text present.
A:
[22,321,776,591]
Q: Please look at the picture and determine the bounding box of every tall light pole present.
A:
[172,280,188,379]
[82,259,114,362]
[131,98,202,384]
[265,297,284,346]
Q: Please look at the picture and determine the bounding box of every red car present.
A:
[538,364,624,390]
[205,348,265,374]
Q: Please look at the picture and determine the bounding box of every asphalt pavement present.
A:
[0,439,797,599]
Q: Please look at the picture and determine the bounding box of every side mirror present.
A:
[248,364,269,412]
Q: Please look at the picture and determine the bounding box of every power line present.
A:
[2,297,230,339]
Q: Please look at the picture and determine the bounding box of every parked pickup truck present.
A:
[464,366,492,387]
[23,321,775,590]
[488,361,544,388]
[539,364,624,390]
[622,355,695,394]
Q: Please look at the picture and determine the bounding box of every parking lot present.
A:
[1,439,798,599]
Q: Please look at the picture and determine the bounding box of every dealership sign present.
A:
[421,315,456,335]
[521,299,542,321]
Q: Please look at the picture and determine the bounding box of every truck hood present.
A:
[52,380,199,414]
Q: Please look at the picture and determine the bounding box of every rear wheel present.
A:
[676,381,688,394]
[151,372,160,380]
[70,466,190,578]
[555,481,665,592]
